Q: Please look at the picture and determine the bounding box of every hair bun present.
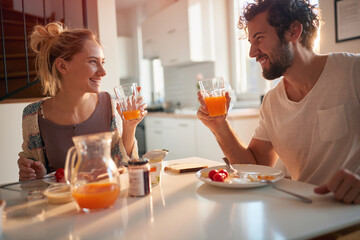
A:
[30,22,65,53]
[46,22,65,38]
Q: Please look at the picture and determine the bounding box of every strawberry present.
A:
[55,168,65,182]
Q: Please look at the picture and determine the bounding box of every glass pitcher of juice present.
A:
[64,132,120,212]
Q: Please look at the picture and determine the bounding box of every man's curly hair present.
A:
[238,0,322,50]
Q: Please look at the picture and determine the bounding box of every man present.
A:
[197,0,360,204]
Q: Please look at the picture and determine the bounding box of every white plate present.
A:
[196,164,284,189]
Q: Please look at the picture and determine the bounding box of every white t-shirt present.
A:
[253,53,360,185]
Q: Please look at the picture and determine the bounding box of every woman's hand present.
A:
[314,169,360,204]
[197,91,231,132]
[18,158,47,181]
[117,86,148,157]
[116,86,148,128]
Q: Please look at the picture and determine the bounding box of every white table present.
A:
[1,157,360,240]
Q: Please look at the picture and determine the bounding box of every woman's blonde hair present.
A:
[30,22,99,96]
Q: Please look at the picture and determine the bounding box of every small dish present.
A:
[43,184,72,204]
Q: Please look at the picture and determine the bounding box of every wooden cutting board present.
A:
[164,163,208,173]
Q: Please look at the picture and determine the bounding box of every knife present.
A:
[0,175,55,189]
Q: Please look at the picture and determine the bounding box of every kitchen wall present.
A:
[0,103,29,183]
[88,0,121,93]
[164,62,215,109]
[319,0,360,54]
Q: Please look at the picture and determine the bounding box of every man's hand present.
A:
[18,158,47,181]
[197,91,231,132]
[314,169,360,204]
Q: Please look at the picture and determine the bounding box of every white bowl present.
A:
[43,184,73,204]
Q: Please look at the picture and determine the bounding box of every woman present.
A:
[18,22,147,180]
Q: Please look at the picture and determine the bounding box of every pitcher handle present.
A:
[64,146,76,185]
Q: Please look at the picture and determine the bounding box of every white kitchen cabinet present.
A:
[145,117,174,157]
[195,118,258,162]
[171,118,197,159]
[195,120,225,162]
[145,117,196,160]
[141,12,163,59]
[141,0,214,66]
[229,117,259,145]
[145,114,259,163]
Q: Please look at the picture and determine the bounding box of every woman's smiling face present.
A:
[62,39,106,93]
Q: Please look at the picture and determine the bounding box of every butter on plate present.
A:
[164,163,208,173]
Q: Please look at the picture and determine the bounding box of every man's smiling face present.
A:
[247,11,294,80]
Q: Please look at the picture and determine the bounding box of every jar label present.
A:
[129,169,151,196]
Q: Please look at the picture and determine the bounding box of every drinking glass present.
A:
[114,83,141,121]
[198,77,227,117]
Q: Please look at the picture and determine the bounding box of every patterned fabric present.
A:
[28,133,42,150]
[18,92,139,170]
[22,101,42,117]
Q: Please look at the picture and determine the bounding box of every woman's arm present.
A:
[18,101,47,180]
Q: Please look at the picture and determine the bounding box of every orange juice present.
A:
[204,96,226,117]
[72,182,119,210]
[123,110,140,120]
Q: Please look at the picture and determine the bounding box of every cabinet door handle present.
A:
[154,120,162,124]
[145,39,152,44]
[178,123,188,127]
[155,130,162,134]
[167,28,176,34]
[170,59,178,63]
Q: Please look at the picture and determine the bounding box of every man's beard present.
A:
[262,40,294,80]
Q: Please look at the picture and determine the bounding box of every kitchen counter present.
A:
[2,157,360,239]
[147,108,259,119]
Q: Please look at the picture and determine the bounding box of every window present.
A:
[139,58,165,106]
[231,0,275,104]
[151,59,165,104]
[230,0,319,104]
[138,23,164,107]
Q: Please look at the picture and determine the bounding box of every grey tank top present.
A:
[38,92,112,172]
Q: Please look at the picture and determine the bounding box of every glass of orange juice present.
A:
[114,83,141,121]
[198,77,227,117]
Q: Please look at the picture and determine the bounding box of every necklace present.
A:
[73,124,80,135]
[39,103,46,119]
